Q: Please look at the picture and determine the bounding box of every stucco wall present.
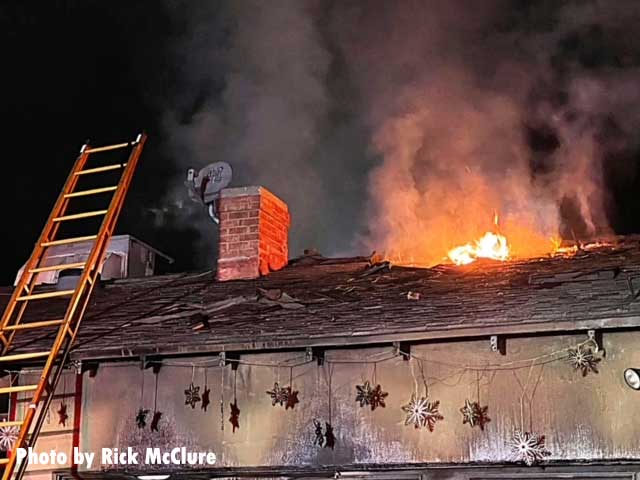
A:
[75,330,640,471]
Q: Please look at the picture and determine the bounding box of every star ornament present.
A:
[285,387,299,410]
[229,400,240,433]
[57,403,69,427]
[201,386,211,411]
[184,383,201,408]
[460,399,490,430]
[369,384,388,411]
[0,425,18,451]
[150,411,162,432]
[401,394,444,431]
[567,345,601,377]
[508,430,551,466]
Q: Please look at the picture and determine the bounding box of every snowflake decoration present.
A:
[0,426,18,451]
[135,408,150,429]
[184,383,201,409]
[460,399,490,430]
[567,345,601,377]
[369,384,388,411]
[401,394,444,431]
[355,381,373,407]
[508,430,551,466]
[266,382,289,407]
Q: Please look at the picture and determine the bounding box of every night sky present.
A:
[1,1,640,284]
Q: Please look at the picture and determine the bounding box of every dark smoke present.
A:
[162,0,640,266]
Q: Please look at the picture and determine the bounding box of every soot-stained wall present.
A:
[77,331,640,471]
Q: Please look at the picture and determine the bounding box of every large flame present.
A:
[447,214,510,265]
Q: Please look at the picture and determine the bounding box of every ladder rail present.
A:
[0,147,90,341]
[1,134,147,480]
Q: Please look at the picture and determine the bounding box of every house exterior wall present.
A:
[61,328,640,475]
[8,329,638,478]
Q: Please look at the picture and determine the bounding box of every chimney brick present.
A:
[216,186,290,281]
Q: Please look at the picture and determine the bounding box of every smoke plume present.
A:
[165,0,640,266]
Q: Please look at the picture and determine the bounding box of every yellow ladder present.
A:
[0,133,147,480]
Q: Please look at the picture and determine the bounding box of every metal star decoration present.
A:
[460,399,490,430]
[285,387,299,410]
[201,386,211,411]
[150,411,162,432]
[401,394,444,431]
[355,381,373,407]
[0,425,18,451]
[229,400,240,433]
[266,382,289,407]
[57,403,69,427]
[508,430,551,466]
[135,408,150,429]
[184,382,201,409]
[567,345,601,377]
[369,384,388,411]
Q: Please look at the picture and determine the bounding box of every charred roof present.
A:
[3,237,640,362]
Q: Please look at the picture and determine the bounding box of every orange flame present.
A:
[447,212,510,265]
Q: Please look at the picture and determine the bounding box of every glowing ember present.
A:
[447,213,510,265]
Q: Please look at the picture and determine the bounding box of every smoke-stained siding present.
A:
[76,331,640,471]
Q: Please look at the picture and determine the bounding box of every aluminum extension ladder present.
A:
[0,133,147,480]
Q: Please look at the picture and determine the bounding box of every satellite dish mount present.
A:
[185,162,233,223]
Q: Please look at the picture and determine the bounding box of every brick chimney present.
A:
[217,186,290,281]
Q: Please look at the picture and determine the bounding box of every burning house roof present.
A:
[2,237,640,361]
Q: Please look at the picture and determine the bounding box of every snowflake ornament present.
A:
[567,345,601,377]
[0,425,18,451]
[266,382,289,407]
[184,383,201,408]
[401,394,444,431]
[369,384,388,411]
[355,381,373,407]
[508,430,551,466]
[460,399,490,430]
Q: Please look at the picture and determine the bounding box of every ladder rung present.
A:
[29,262,85,273]
[0,351,51,362]
[0,420,22,427]
[17,290,74,301]
[53,210,107,222]
[85,142,129,153]
[4,320,64,331]
[41,235,97,247]
[0,458,9,465]
[64,186,118,198]
[74,163,126,175]
[0,384,38,394]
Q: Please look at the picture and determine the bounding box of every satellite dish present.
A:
[185,162,232,223]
